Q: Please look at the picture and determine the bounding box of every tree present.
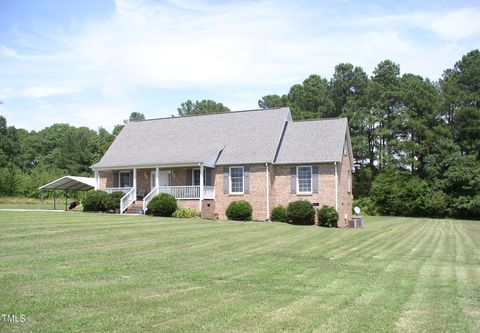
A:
[288,75,335,120]
[392,74,439,173]
[369,60,402,169]
[129,112,145,121]
[112,124,124,136]
[330,63,369,116]
[177,100,230,116]
[258,94,288,108]
[440,50,480,158]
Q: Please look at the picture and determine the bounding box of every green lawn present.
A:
[0,197,69,210]
[0,212,479,332]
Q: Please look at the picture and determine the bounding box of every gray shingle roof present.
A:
[274,118,348,164]
[92,107,291,169]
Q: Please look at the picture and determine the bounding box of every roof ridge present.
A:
[129,107,289,123]
[292,117,347,123]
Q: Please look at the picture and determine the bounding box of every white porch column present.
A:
[133,168,137,197]
[94,170,99,191]
[155,167,159,188]
[334,162,338,210]
[199,163,204,213]
[265,163,270,221]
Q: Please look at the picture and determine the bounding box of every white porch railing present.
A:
[143,186,159,212]
[120,187,136,214]
[143,186,215,212]
[103,187,133,194]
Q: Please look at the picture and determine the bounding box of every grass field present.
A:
[0,197,68,210]
[0,212,479,332]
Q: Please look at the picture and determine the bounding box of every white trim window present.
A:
[119,171,131,187]
[229,166,244,194]
[297,166,312,194]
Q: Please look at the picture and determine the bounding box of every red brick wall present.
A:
[97,159,352,226]
[213,164,269,221]
[336,146,353,227]
[270,164,336,213]
[213,160,351,226]
[136,168,154,196]
[98,171,112,189]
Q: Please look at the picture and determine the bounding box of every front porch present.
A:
[96,166,215,214]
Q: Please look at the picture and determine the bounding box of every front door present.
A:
[150,170,170,190]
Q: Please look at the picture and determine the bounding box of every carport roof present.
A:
[39,176,96,191]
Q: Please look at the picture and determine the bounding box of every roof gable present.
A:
[92,107,291,169]
[274,118,348,164]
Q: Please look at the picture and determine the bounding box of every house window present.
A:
[119,171,130,187]
[297,166,312,194]
[192,168,207,186]
[229,166,244,194]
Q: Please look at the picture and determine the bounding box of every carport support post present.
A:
[41,191,44,209]
[53,189,56,210]
[65,191,67,211]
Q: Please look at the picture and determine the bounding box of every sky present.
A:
[0,0,479,132]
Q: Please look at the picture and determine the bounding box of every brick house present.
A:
[92,107,353,226]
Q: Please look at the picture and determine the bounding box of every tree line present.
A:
[255,50,479,219]
[0,50,478,218]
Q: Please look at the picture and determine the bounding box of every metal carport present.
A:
[38,176,96,210]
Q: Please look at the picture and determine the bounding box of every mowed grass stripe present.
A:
[0,212,479,333]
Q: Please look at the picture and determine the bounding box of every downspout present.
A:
[334,162,338,210]
[265,163,270,221]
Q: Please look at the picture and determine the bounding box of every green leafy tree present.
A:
[177,100,230,116]
[258,94,288,109]
[369,60,402,169]
[129,112,145,121]
[440,50,480,158]
[330,63,369,116]
[288,75,335,119]
[392,74,439,173]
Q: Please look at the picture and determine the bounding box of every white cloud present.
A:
[22,86,80,98]
[424,7,480,40]
[1,0,478,130]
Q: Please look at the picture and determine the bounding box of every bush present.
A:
[147,193,178,217]
[287,200,315,225]
[83,190,108,212]
[353,197,377,216]
[226,200,252,221]
[271,205,288,222]
[317,205,338,227]
[172,208,199,218]
[371,168,430,217]
[104,191,125,212]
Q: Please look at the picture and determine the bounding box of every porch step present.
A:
[124,200,144,214]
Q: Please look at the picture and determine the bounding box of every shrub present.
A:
[172,208,199,218]
[371,168,431,217]
[353,197,377,216]
[317,205,338,227]
[271,205,288,222]
[287,200,315,225]
[147,193,178,217]
[82,190,108,212]
[104,191,125,212]
[226,200,252,221]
